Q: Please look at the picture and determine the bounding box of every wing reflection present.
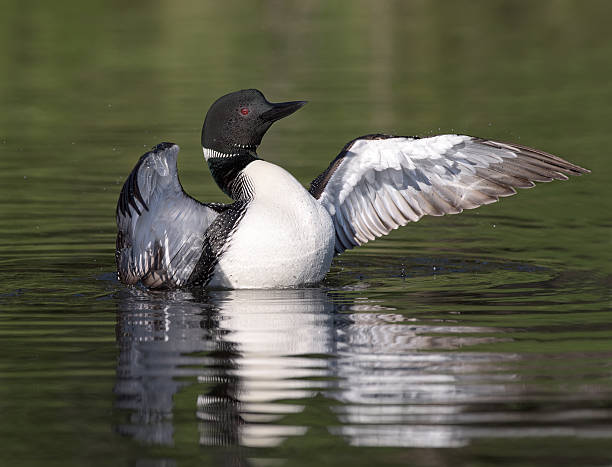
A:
[114,289,217,445]
[331,309,520,448]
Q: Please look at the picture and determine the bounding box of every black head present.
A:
[201,89,306,154]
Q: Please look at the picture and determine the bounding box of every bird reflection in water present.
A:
[114,287,336,448]
[115,283,602,451]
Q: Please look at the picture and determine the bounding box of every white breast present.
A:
[209,160,335,289]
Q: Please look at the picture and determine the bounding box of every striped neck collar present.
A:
[202,146,258,199]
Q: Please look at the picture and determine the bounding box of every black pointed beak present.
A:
[260,100,307,123]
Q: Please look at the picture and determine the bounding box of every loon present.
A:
[116,89,589,289]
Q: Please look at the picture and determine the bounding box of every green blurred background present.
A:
[1,1,611,466]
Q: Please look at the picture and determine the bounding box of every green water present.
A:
[1,1,611,466]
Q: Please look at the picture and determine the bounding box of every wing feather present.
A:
[333,207,352,252]
[116,143,223,288]
[380,187,408,225]
[310,134,589,254]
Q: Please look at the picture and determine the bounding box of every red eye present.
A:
[240,107,249,116]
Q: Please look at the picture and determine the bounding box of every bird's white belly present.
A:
[208,161,335,289]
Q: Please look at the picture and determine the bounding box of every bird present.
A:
[116,89,589,289]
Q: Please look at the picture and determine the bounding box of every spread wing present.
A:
[309,134,589,255]
[116,142,226,288]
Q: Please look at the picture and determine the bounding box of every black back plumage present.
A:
[186,201,250,287]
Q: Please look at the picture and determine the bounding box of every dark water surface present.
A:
[1,1,611,466]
